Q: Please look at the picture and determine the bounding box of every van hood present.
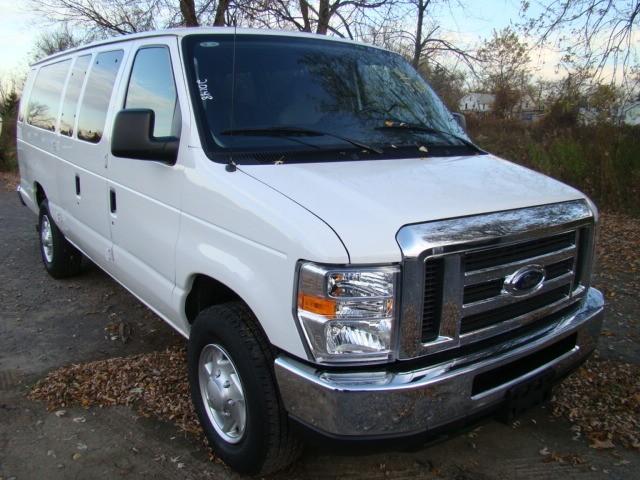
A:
[239,154,585,263]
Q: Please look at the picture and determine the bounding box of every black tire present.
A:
[38,200,83,278]
[187,302,302,475]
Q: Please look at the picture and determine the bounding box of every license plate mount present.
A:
[499,370,554,422]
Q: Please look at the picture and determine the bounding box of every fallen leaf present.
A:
[590,438,616,450]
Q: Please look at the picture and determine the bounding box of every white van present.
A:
[16,27,604,475]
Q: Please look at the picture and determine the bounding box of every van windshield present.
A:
[183,34,474,162]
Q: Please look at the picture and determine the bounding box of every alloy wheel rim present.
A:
[41,215,54,263]
[198,343,247,444]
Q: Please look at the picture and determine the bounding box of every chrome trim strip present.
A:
[464,245,576,285]
[395,200,595,360]
[461,273,573,316]
[396,200,592,259]
[459,293,583,345]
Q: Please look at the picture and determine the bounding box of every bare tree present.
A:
[240,1,392,38]
[31,25,92,61]
[405,1,477,71]
[30,0,237,35]
[30,0,165,35]
[522,0,640,78]
[352,1,477,81]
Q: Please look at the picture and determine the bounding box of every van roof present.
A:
[31,27,386,66]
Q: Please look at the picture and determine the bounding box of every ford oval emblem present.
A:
[503,265,546,297]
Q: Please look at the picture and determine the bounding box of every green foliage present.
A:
[468,117,640,214]
[421,64,466,112]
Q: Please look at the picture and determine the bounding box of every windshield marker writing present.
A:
[197,79,213,101]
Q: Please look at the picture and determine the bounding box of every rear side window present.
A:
[77,50,124,143]
[125,47,179,138]
[59,55,92,137]
[18,69,37,123]
[27,59,71,131]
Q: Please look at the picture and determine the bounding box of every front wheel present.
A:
[187,302,302,475]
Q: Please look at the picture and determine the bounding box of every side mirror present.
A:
[111,109,179,164]
[452,112,467,131]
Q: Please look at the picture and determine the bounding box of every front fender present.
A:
[174,157,349,359]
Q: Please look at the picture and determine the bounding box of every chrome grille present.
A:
[460,230,579,335]
[396,200,596,360]
[422,258,444,341]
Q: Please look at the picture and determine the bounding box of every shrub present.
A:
[0,89,19,172]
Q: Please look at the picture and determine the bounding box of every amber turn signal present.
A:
[298,293,336,316]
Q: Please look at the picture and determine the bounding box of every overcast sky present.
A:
[0,0,560,84]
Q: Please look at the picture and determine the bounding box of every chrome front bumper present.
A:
[275,287,604,438]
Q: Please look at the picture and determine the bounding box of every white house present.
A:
[459,93,495,113]
[621,101,640,126]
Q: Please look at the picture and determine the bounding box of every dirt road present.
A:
[1,185,638,479]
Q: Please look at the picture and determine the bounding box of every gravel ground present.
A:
[1,177,639,480]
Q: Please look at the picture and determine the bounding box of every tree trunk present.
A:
[299,0,312,32]
[214,0,231,26]
[316,0,331,35]
[412,0,426,68]
[179,0,199,27]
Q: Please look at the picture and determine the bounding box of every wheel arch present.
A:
[183,273,278,352]
[34,181,46,206]
[185,273,244,324]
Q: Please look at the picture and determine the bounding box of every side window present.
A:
[125,47,179,138]
[59,55,91,137]
[27,59,71,131]
[77,50,124,143]
[18,69,37,123]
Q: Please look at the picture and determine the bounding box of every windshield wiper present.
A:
[220,126,383,155]
[376,121,483,153]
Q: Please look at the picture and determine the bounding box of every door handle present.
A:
[109,188,117,214]
[75,175,81,196]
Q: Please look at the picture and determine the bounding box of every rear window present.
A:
[27,59,71,131]
[59,54,92,137]
[77,50,124,143]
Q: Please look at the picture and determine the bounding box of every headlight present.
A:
[295,262,400,364]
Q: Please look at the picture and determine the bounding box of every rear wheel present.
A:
[187,302,302,475]
[38,200,83,278]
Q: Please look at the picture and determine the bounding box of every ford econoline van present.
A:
[16,28,604,475]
